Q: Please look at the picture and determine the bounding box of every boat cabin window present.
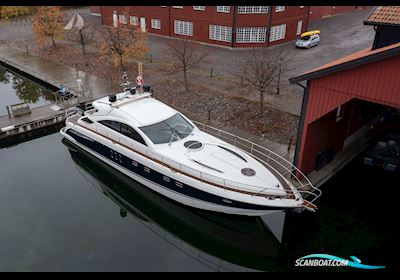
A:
[139,113,194,144]
[99,120,147,146]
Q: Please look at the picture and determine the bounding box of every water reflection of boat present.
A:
[63,138,287,271]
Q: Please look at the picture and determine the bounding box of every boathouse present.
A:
[289,6,400,177]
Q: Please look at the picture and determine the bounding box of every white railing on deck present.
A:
[193,121,322,203]
[68,115,321,204]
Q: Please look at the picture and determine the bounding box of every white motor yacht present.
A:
[60,81,321,216]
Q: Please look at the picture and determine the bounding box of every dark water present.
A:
[0,65,54,116]
[0,132,398,272]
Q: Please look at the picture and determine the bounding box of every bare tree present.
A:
[66,23,97,56]
[236,47,281,113]
[164,38,208,91]
[274,48,294,95]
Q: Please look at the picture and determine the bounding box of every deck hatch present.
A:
[192,160,223,173]
[218,145,247,162]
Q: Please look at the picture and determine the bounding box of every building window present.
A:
[174,20,193,36]
[130,16,138,26]
[269,24,286,42]
[172,6,183,9]
[193,6,205,11]
[296,20,302,35]
[209,25,232,42]
[237,6,268,14]
[236,27,267,43]
[118,14,127,24]
[217,6,230,13]
[151,18,161,29]
[275,6,285,12]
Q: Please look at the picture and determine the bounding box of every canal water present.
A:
[0,131,397,272]
[0,64,54,116]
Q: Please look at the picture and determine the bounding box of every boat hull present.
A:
[60,126,296,216]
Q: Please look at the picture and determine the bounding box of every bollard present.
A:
[150,54,152,63]
[208,110,211,121]
[6,106,11,118]
[210,67,213,78]
[288,137,293,151]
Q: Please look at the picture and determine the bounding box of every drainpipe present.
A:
[231,6,237,48]
[168,6,172,37]
[100,6,103,25]
[267,6,273,47]
[306,6,311,31]
[293,81,309,168]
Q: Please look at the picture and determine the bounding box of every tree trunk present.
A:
[119,55,125,72]
[183,69,188,91]
[51,36,56,47]
[276,63,281,95]
[259,91,264,114]
[79,30,86,56]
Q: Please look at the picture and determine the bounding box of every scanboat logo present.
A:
[295,254,385,269]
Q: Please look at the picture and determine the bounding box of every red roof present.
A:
[365,6,400,26]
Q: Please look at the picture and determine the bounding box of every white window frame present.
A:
[237,6,269,14]
[119,14,127,24]
[151,18,161,30]
[209,24,232,42]
[236,27,267,43]
[130,15,138,26]
[193,6,205,11]
[296,20,303,35]
[172,6,183,9]
[217,6,230,13]
[269,24,286,42]
[275,6,285,12]
[174,20,193,36]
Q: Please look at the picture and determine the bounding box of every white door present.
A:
[140,17,146,32]
[112,12,118,28]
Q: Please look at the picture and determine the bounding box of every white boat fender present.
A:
[1,125,15,132]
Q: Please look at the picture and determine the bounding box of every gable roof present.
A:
[364,6,400,26]
[289,41,400,84]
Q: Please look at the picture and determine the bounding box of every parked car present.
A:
[296,30,320,49]
[363,131,400,172]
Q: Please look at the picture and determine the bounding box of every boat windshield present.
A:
[139,113,194,144]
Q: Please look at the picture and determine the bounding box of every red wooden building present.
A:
[289,7,400,176]
[97,6,310,48]
[290,43,400,175]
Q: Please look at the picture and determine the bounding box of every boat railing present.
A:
[71,116,321,204]
[192,121,322,204]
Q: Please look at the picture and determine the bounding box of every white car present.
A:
[296,34,320,49]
